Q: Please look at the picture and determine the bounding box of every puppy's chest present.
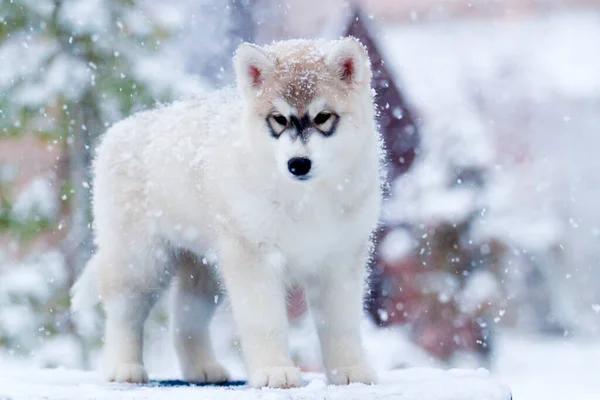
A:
[235,190,367,260]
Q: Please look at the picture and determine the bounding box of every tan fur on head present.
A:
[234,38,372,116]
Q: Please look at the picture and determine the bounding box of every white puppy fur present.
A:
[71,37,382,388]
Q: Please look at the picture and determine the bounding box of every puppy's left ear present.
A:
[325,37,371,87]
[234,43,276,97]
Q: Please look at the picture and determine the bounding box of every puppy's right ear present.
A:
[324,37,371,89]
[234,43,275,97]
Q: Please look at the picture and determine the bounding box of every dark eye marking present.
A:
[267,114,289,138]
[314,112,339,137]
[290,114,310,133]
[314,112,331,125]
[268,111,339,140]
[273,115,287,126]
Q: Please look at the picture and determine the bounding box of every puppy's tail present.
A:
[70,253,102,312]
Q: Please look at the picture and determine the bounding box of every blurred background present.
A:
[1,0,600,398]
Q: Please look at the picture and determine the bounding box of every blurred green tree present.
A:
[0,0,187,366]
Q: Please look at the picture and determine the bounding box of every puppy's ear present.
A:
[234,43,275,96]
[325,37,371,87]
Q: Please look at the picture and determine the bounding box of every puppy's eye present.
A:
[313,112,338,135]
[267,114,288,137]
[314,112,331,125]
[273,114,288,126]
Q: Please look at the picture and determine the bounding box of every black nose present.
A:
[287,157,312,178]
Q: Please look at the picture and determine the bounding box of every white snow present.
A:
[59,0,111,35]
[133,54,205,98]
[0,251,68,359]
[0,251,67,302]
[457,270,502,315]
[14,53,90,106]
[3,330,600,399]
[0,36,58,95]
[494,332,600,400]
[379,12,600,112]
[377,9,600,329]
[380,228,414,262]
[20,0,55,19]
[11,177,59,223]
[0,367,510,400]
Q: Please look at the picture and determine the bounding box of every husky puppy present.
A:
[71,37,382,388]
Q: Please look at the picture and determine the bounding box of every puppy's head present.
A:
[234,38,374,183]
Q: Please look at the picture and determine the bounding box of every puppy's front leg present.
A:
[218,236,302,388]
[309,248,376,385]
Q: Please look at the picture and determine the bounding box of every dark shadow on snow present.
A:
[148,379,247,387]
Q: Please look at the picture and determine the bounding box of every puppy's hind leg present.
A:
[100,247,169,383]
[104,291,158,383]
[171,251,229,383]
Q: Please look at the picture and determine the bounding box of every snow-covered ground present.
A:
[494,332,600,400]
[2,326,599,399]
[0,367,510,400]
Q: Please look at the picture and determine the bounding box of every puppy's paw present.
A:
[107,363,149,383]
[183,362,230,383]
[327,362,376,385]
[249,366,303,388]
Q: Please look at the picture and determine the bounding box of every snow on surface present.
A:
[0,251,67,303]
[0,251,68,356]
[3,329,598,399]
[379,228,414,261]
[11,177,59,222]
[379,11,600,113]
[494,332,600,400]
[377,9,600,329]
[14,53,89,106]
[59,0,110,34]
[0,367,510,400]
[0,36,59,94]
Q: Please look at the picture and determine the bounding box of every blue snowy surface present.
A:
[149,379,246,387]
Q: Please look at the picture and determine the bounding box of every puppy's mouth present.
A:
[287,157,312,181]
[292,174,311,181]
